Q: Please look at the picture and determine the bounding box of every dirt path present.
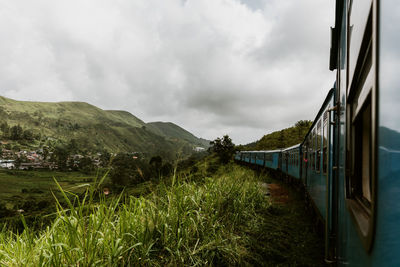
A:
[259,182,290,204]
[256,179,326,266]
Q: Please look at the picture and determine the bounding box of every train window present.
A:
[311,131,315,170]
[346,7,376,251]
[323,111,328,175]
[316,121,321,173]
[353,102,372,202]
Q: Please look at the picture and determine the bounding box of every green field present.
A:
[0,161,325,266]
[0,169,96,218]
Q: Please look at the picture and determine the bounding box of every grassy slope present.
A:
[244,122,312,150]
[0,96,198,155]
[0,161,324,266]
[146,121,210,148]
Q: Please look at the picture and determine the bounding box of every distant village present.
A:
[0,146,103,170]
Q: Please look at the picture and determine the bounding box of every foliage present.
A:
[51,145,69,171]
[0,162,324,266]
[10,125,23,140]
[110,153,150,187]
[245,120,313,150]
[146,121,210,148]
[0,96,208,159]
[78,156,95,174]
[209,135,236,163]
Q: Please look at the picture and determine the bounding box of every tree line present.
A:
[0,122,38,141]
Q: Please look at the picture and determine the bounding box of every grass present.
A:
[0,169,94,199]
[0,161,325,266]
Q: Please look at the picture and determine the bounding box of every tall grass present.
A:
[0,164,269,266]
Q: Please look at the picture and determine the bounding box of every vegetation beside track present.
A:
[0,158,324,266]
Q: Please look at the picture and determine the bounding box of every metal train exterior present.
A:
[236,1,400,265]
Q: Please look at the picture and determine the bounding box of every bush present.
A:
[0,164,269,266]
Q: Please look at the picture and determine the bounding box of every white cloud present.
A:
[0,0,335,144]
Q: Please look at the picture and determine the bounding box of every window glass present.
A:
[353,100,372,203]
[323,112,329,175]
[316,122,321,172]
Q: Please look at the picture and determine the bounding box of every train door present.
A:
[303,142,308,185]
[278,152,282,170]
[325,99,337,262]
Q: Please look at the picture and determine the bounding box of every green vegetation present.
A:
[0,169,97,231]
[0,158,324,266]
[208,135,236,163]
[146,121,210,148]
[242,120,312,150]
[0,96,208,158]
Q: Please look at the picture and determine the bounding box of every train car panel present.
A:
[303,89,335,225]
[374,1,400,265]
[255,152,265,166]
[264,150,281,170]
[282,144,301,179]
[235,2,400,264]
[234,152,241,161]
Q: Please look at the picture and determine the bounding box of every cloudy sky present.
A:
[0,0,335,144]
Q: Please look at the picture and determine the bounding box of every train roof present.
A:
[301,87,336,145]
[282,143,301,151]
[238,149,282,153]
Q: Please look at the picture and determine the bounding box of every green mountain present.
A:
[0,96,208,159]
[242,120,312,151]
[146,122,209,148]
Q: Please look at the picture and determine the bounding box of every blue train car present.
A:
[243,152,250,163]
[234,152,241,161]
[327,0,400,264]
[263,150,281,170]
[234,150,282,171]
[249,151,257,165]
[255,151,265,166]
[281,144,301,179]
[302,89,335,222]
[235,3,400,264]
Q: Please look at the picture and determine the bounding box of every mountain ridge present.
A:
[0,95,209,159]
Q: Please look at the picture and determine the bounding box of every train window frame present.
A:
[345,4,376,252]
[316,120,321,173]
[312,130,315,170]
[322,111,329,175]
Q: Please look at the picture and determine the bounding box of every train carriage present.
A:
[329,0,400,265]
[281,144,301,179]
[263,150,281,170]
[235,1,400,264]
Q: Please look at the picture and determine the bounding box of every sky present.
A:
[0,0,335,145]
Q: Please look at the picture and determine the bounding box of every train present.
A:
[235,1,400,265]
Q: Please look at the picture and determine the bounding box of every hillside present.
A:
[0,96,207,158]
[243,120,312,151]
[146,122,209,148]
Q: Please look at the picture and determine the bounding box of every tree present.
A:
[52,145,69,170]
[110,153,135,187]
[209,135,236,163]
[99,150,111,167]
[149,155,164,179]
[42,146,49,161]
[79,156,94,174]
[67,139,79,154]
[0,122,9,138]
[10,125,23,140]
[110,153,151,188]
[23,129,34,141]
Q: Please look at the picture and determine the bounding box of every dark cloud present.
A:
[239,0,266,11]
[0,0,334,144]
